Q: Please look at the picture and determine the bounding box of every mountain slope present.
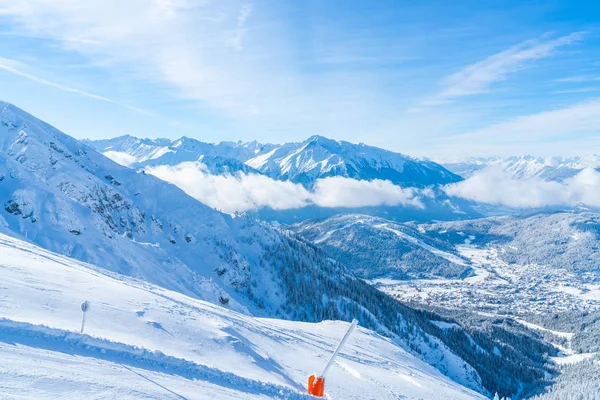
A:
[292,214,473,280]
[0,232,484,400]
[419,212,600,275]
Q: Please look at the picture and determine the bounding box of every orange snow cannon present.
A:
[308,374,325,396]
[307,319,358,397]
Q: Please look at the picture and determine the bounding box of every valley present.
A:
[374,245,600,315]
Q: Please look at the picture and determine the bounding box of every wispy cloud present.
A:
[553,87,598,94]
[0,1,282,115]
[0,57,152,115]
[427,32,585,104]
[555,75,600,83]
[145,162,423,213]
[415,96,600,157]
[459,98,600,143]
[228,4,252,51]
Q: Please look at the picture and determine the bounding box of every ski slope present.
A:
[0,232,483,400]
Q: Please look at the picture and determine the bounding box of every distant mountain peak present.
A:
[86,133,462,188]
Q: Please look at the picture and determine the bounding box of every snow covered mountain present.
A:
[420,211,600,275]
[441,155,600,181]
[86,134,462,188]
[244,135,462,188]
[0,101,499,395]
[83,134,266,175]
[0,232,484,400]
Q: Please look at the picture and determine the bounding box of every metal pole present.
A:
[320,319,358,379]
[80,301,90,334]
[80,311,86,334]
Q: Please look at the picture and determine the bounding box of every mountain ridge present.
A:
[85,133,462,188]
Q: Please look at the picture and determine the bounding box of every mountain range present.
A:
[85,134,462,188]
[440,155,600,181]
[84,134,479,223]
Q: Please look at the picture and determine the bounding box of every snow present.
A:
[550,353,596,365]
[95,133,461,189]
[512,319,574,341]
[379,224,468,266]
[0,232,483,400]
[430,320,461,330]
[102,150,137,166]
[245,148,278,169]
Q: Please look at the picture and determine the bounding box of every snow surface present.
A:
[0,232,483,400]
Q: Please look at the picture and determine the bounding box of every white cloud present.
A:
[311,177,423,209]
[0,0,290,115]
[460,99,600,142]
[444,166,600,208]
[145,162,423,213]
[0,0,397,129]
[103,151,137,167]
[228,4,252,51]
[432,32,584,102]
[555,76,600,83]
[146,162,311,213]
[423,99,600,157]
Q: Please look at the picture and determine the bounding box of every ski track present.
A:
[0,319,312,399]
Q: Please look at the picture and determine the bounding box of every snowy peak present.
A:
[85,134,266,174]
[244,135,462,187]
[87,133,461,188]
[441,155,600,181]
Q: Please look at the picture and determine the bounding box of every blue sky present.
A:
[0,0,599,158]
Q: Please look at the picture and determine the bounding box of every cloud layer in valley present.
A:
[146,161,600,213]
[145,162,423,213]
[445,166,600,208]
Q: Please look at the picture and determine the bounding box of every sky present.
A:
[1,0,600,158]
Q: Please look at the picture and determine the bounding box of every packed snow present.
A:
[0,232,483,400]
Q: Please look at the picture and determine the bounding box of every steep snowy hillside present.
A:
[441,155,600,181]
[0,102,494,394]
[292,214,473,280]
[0,232,484,400]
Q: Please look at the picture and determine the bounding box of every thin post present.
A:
[80,311,86,333]
[320,319,358,379]
[80,301,90,334]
